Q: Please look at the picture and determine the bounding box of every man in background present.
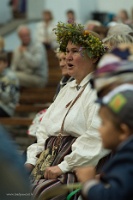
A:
[11,25,48,88]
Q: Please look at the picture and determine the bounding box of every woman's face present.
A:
[66,41,95,84]
[58,52,69,76]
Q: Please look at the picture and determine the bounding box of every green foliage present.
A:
[53,21,106,58]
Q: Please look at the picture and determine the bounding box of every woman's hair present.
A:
[0,36,5,51]
[66,10,75,15]
[53,21,106,59]
[118,9,129,21]
[55,48,65,59]
[103,24,133,48]
[17,25,30,35]
[43,10,53,21]
[103,34,133,48]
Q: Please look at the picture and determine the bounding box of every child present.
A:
[75,84,133,200]
[0,52,19,117]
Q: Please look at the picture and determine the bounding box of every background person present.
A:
[11,25,48,88]
[116,9,133,25]
[90,43,133,98]
[0,52,19,117]
[103,23,133,50]
[35,10,57,50]
[66,9,76,22]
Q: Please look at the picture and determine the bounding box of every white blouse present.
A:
[26,74,107,172]
[34,21,57,49]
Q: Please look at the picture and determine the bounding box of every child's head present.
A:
[0,52,8,73]
[97,84,133,151]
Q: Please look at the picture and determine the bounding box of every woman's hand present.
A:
[75,166,96,183]
[44,166,63,179]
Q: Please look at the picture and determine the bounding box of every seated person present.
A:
[103,23,133,50]
[28,50,73,137]
[116,9,133,25]
[25,21,107,199]
[54,49,74,99]
[34,10,57,50]
[11,25,48,88]
[0,52,19,117]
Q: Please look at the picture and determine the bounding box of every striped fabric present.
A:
[31,136,79,200]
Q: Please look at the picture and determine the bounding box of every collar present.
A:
[117,135,133,151]
[69,73,93,88]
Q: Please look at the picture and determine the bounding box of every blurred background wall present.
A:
[0,0,12,24]
[0,0,133,25]
[27,0,133,24]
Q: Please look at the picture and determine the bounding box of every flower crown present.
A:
[53,21,106,58]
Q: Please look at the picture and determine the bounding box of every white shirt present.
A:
[34,21,58,49]
[26,74,107,172]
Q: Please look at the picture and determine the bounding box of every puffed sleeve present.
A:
[26,102,55,166]
[58,98,108,172]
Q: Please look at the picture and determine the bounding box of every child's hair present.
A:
[0,52,8,62]
[101,105,124,131]
[96,84,133,132]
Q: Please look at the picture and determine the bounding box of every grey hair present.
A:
[17,25,30,35]
[103,23,133,47]
[103,34,133,46]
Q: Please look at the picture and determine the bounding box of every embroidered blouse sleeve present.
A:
[58,94,106,172]
[26,102,56,166]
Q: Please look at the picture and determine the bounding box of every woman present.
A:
[28,50,73,138]
[35,10,57,50]
[25,21,107,199]
[54,50,74,99]
[103,23,133,50]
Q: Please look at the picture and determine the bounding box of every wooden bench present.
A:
[46,49,59,68]
[19,87,56,104]
[0,49,61,150]
[15,103,49,113]
[0,117,33,126]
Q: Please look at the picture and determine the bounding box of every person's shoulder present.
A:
[36,21,44,28]
[13,47,20,54]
